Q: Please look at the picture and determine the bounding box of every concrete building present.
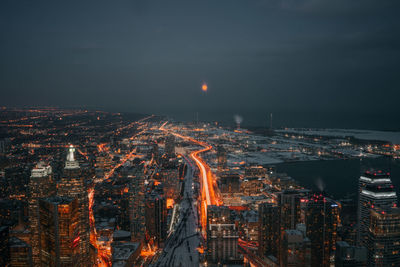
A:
[207,205,241,265]
[306,193,339,267]
[57,145,90,265]
[39,196,80,266]
[357,170,397,247]
[258,203,279,262]
[366,207,400,266]
[28,162,56,266]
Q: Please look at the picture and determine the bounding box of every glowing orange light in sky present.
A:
[202,83,208,92]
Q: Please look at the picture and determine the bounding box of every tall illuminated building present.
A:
[366,207,400,266]
[206,206,241,265]
[145,191,167,248]
[129,169,146,242]
[357,170,397,246]
[277,190,306,264]
[278,190,302,234]
[258,203,279,262]
[306,193,339,267]
[57,145,90,265]
[28,162,56,266]
[39,196,81,266]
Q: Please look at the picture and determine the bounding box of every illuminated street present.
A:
[153,157,200,267]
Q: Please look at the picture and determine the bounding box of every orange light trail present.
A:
[159,122,222,232]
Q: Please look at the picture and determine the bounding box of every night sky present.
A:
[1,1,400,127]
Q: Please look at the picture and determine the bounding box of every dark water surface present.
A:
[276,157,400,200]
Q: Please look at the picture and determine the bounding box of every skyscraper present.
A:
[129,169,146,242]
[306,193,339,267]
[39,196,81,266]
[145,191,167,248]
[258,203,280,262]
[278,190,302,235]
[28,162,56,266]
[366,207,400,266]
[206,205,241,265]
[57,145,90,265]
[357,170,397,246]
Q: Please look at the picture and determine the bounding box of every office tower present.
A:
[306,193,339,267]
[278,190,305,264]
[0,226,10,267]
[39,196,80,266]
[145,191,167,248]
[216,145,227,171]
[278,190,302,234]
[28,162,56,266]
[129,169,146,242]
[258,203,279,261]
[357,170,397,246]
[9,236,33,267]
[366,207,400,266]
[335,241,367,267]
[207,205,241,265]
[165,135,175,158]
[57,145,90,265]
[280,229,311,267]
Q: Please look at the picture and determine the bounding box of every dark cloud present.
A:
[0,0,399,127]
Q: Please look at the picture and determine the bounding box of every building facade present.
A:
[306,193,339,267]
[28,162,56,266]
[207,205,241,265]
[258,203,279,261]
[39,196,81,266]
[57,145,90,265]
[366,207,400,266]
[357,170,397,246]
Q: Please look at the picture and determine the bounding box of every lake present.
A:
[276,157,400,200]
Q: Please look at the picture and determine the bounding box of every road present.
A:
[159,122,222,232]
[153,157,200,267]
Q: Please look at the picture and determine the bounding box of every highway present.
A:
[153,157,200,267]
[159,121,223,233]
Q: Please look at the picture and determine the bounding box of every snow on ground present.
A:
[277,128,400,144]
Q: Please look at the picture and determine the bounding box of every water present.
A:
[276,157,400,200]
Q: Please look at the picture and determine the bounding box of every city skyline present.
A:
[1,1,400,266]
